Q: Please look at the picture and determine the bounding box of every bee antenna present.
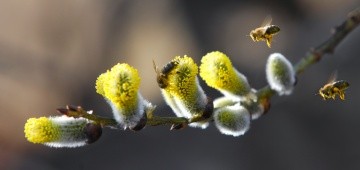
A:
[152,60,159,72]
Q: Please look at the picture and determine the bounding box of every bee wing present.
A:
[326,71,338,83]
[261,15,273,27]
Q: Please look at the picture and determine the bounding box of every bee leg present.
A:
[329,91,335,100]
[250,36,256,42]
[266,37,272,48]
[332,87,340,100]
[319,93,326,100]
[339,92,345,100]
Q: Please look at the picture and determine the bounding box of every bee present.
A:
[153,60,177,89]
[318,72,349,100]
[249,16,280,48]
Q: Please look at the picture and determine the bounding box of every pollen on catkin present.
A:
[200,51,251,99]
[96,63,152,128]
[213,104,250,137]
[24,116,101,148]
[266,53,296,95]
[159,55,211,129]
[25,117,60,144]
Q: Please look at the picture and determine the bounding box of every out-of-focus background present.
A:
[1,0,360,169]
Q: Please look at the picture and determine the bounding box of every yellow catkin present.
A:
[95,72,108,96]
[95,63,141,114]
[24,117,60,144]
[200,51,250,96]
[166,56,198,103]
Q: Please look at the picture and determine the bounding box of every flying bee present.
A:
[153,60,177,89]
[318,72,349,100]
[249,16,280,48]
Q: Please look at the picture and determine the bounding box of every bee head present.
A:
[153,60,167,88]
[249,31,256,41]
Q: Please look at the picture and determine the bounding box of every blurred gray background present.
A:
[1,0,360,169]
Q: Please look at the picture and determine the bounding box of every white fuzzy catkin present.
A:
[266,53,295,95]
[162,78,209,129]
[45,116,90,148]
[108,93,149,129]
[160,56,210,129]
[213,104,250,137]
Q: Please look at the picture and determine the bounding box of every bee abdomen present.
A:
[265,25,280,34]
[333,80,350,89]
[162,61,177,74]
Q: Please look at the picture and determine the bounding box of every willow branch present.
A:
[59,8,360,129]
[57,105,189,128]
[147,116,188,126]
[257,7,360,100]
